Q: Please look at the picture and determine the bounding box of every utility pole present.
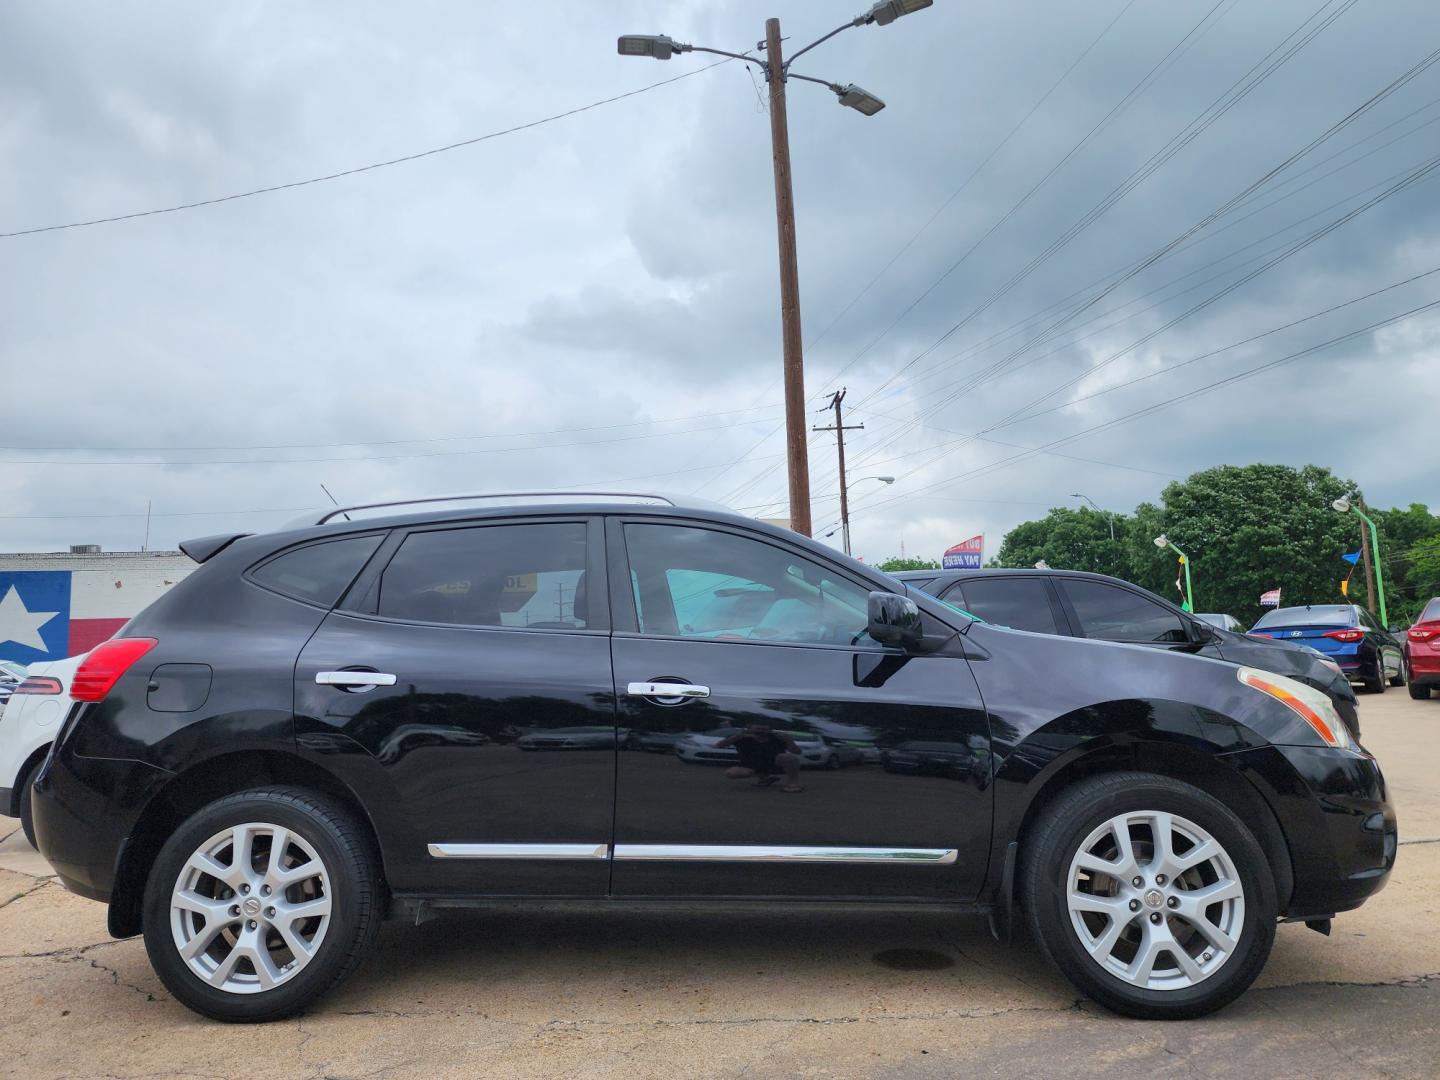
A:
[617,3,934,537]
[765,18,812,537]
[813,389,865,555]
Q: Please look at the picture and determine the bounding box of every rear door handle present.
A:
[316,671,397,688]
[626,681,709,700]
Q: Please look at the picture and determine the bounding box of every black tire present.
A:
[1388,660,1406,688]
[142,788,383,1023]
[17,756,43,850]
[1410,676,1432,700]
[825,754,841,770]
[1020,772,1277,1020]
[1364,659,1386,694]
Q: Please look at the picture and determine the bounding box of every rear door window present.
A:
[1061,579,1189,643]
[377,522,590,629]
[946,577,1062,635]
[249,535,383,608]
[1422,598,1440,623]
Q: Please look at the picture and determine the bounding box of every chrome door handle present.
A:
[626,681,709,699]
[316,671,397,687]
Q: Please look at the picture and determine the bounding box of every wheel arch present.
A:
[108,749,386,939]
[6,744,51,818]
[992,738,1294,920]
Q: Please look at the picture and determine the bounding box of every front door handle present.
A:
[316,671,397,689]
[626,681,709,701]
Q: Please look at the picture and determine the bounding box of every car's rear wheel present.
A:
[142,788,382,1022]
[17,756,43,850]
[1021,772,1276,1019]
[1364,658,1386,694]
[1388,659,1406,688]
[1410,670,1432,700]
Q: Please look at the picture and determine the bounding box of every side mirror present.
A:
[868,591,923,649]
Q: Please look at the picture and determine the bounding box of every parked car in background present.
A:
[0,660,27,712]
[894,569,1361,735]
[1404,596,1440,700]
[1,654,83,847]
[30,493,1396,1022]
[675,727,859,769]
[1249,605,1404,694]
[1196,613,1244,633]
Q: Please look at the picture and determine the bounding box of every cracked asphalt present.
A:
[2,692,1437,1079]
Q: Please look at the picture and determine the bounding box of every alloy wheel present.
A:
[170,822,333,994]
[1066,810,1245,991]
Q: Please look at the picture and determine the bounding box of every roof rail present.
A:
[291,491,695,528]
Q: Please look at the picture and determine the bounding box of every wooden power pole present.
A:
[764,17,812,537]
[814,389,865,555]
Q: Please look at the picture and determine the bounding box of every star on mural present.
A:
[0,585,60,651]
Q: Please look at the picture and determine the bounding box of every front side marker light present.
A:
[1237,666,1352,749]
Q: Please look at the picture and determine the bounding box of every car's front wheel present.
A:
[1021,772,1276,1019]
[142,788,383,1022]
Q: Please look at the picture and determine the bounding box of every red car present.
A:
[1405,596,1440,700]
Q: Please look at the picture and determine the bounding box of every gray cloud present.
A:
[2,0,1438,565]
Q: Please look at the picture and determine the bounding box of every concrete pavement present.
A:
[1,690,1435,1079]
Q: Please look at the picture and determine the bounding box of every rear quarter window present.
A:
[249,535,384,608]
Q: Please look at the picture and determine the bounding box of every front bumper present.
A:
[1224,743,1396,918]
[31,748,170,903]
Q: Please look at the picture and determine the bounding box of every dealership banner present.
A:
[942,535,985,570]
[1259,588,1282,608]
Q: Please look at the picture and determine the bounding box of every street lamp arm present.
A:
[785,71,844,90]
[784,19,865,66]
[685,44,768,68]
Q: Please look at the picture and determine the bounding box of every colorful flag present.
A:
[1341,551,1361,565]
[942,535,984,570]
[1259,588,1282,608]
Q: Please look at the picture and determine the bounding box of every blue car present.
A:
[1249,604,1404,693]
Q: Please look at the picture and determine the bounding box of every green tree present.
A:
[991,506,1133,577]
[1370,503,1440,624]
[877,556,941,572]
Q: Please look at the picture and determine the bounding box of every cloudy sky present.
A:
[2,0,1437,562]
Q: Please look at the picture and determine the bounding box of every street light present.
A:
[1333,496,1388,626]
[1154,535,1194,613]
[618,2,933,538]
[1070,492,1114,543]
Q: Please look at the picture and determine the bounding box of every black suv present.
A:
[895,568,1361,736]
[33,494,1395,1022]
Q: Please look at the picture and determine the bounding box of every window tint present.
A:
[905,576,938,593]
[624,523,875,647]
[1063,579,1188,643]
[1252,605,1355,629]
[251,535,382,607]
[947,577,1060,635]
[378,523,589,629]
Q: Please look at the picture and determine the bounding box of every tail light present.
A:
[70,638,158,702]
[1322,629,1365,643]
[1409,626,1440,642]
[14,676,64,696]
[1248,631,1275,638]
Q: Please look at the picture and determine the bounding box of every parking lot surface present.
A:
[1,691,1436,1079]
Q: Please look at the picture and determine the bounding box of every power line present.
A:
[0,59,736,239]
[852,294,1440,515]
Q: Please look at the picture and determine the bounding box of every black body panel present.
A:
[29,499,1394,941]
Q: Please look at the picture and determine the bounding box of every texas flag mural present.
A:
[0,571,135,664]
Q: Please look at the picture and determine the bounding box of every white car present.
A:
[0,654,83,848]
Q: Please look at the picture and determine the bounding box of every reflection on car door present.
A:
[607,518,992,899]
[294,517,616,897]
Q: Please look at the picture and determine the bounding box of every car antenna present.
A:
[320,483,351,522]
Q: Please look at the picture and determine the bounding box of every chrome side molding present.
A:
[612,845,958,864]
[427,843,610,860]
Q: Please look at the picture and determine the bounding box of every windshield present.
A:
[1253,605,1355,629]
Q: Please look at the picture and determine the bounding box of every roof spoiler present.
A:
[179,532,251,564]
